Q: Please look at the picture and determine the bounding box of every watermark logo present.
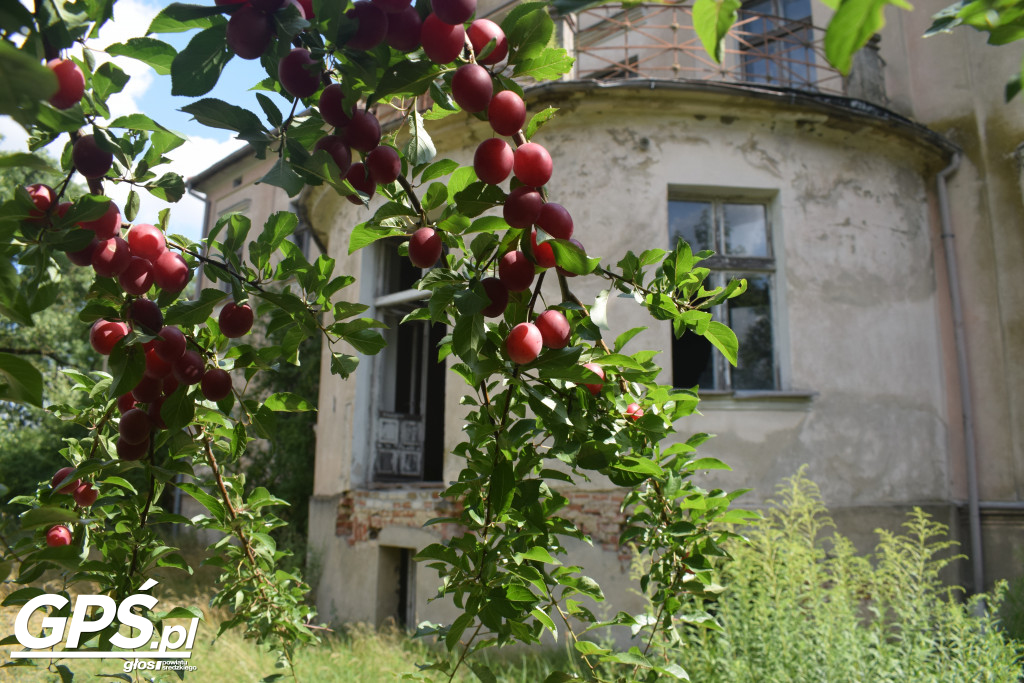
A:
[8,579,198,672]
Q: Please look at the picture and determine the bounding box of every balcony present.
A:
[561,2,851,96]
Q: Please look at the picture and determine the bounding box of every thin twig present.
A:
[554,602,599,679]
[447,621,484,683]
[170,243,269,294]
[396,173,425,224]
[126,441,158,586]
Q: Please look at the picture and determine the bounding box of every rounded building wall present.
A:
[304,81,968,624]
[424,82,952,508]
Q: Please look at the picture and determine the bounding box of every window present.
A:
[669,196,777,392]
[371,241,446,483]
[738,0,817,90]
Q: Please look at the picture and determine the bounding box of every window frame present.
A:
[366,240,445,484]
[668,188,782,394]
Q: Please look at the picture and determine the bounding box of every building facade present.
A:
[190,0,1024,629]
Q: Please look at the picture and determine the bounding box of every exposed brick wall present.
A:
[335,488,627,553]
[335,488,462,545]
[563,490,627,552]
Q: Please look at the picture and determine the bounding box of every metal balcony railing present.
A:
[564,2,845,95]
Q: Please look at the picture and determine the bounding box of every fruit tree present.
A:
[0,0,949,679]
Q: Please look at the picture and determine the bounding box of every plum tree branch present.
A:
[170,243,269,294]
[397,173,425,223]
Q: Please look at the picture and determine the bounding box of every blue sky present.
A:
[1,0,290,242]
[143,0,291,143]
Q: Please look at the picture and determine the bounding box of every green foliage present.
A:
[927,0,1024,100]
[999,562,1024,642]
[0,150,96,507]
[633,468,1024,682]
[234,333,322,571]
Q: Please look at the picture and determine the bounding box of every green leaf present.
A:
[524,106,558,140]
[348,222,407,254]
[255,92,283,128]
[446,612,474,651]
[825,0,911,75]
[531,608,557,634]
[422,182,448,211]
[21,506,80,529]
[0,42,58,128]
[692,0,741,64]
[108,343,145,399]
[171,24,233,97]
[91,61,130,103]
[518,547,561,565]
[703,320,738,366]
[574,640,609,656]
[403,111,436,166]
[372,59,441,101]
[420,159,459,182]
[542,674,577,683]
[180,97,266,137]
[550,239,600,275]
[0,352,43,406]
[263,392,315,412]
[125,190,140,221]
[591,289,610,330]
[163,288,227,326]
[330,352,359,378]
[260,158,306,197]
[0,153,59,173]
[1,586,44,606]
[106,37,177,75]
[175,481,226,522]
[162,386,196,432]
[454,182,506,217]
[145,172,186,202]
[148,2,224,34]
[469,663,498,683]
[505,584,536,602]
[503,2,556,61]
[512,48,576,81]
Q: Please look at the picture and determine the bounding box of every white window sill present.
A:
[697,389,817,411]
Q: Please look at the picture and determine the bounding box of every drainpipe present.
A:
[936,150,984,592]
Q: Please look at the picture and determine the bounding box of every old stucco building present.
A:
[190,0,1024,628]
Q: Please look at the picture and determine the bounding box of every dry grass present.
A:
[1,571,567,682]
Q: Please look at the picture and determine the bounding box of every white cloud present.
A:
[0,117,30,151]
[145,135,247,242]
[1,0,251,242]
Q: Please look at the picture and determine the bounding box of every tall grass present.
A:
[664,468,1024,683]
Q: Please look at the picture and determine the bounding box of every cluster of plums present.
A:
[26,186,255,462]
[27,187,190,294]
[43,467,99,547]
[90,298,253,462]
[40,57,116,181]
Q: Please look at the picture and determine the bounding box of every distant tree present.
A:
[231,332,321,569]
[0,148,94,510]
